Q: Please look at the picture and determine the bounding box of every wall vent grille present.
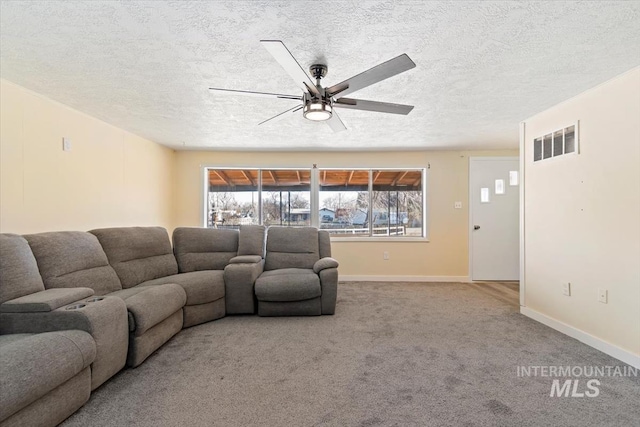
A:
[533,122,579,162]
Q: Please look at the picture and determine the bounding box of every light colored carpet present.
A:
[62,282,640,427]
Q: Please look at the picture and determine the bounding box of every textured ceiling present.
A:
[1,1,639,151]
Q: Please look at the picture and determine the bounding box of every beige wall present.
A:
[0,79,176,234]
[522,67,640,356]
[174,149,517,278]
[0,77,518,279]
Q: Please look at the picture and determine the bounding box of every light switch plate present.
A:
[562,282,571,296]
[598,289,608,304]
[62,137,72,152]
[454,201,462,209]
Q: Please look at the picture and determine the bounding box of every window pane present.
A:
[564,125,576,153]
[261,169,311,227]
[207,169,259,228]
[372,170,423,237]
[553,130,564,157]
[533,138,542,161]
[319,170,369,236]
[543,134,552,159]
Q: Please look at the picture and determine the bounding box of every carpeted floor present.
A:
[62,282,640,427]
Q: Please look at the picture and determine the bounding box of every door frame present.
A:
[519,122,526,307]
[468,156,520,282]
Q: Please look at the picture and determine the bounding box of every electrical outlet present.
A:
[62,137,72,152]
[562,282,571,296]
[383,251,390,260]
[454,201,462,209]
[598,289,608,304]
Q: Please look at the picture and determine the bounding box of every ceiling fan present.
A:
[209,40,416,132]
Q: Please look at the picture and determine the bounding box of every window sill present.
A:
[330,236,429,243]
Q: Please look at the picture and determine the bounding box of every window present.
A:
[370,170,423,237]
[533,123,579,162]
[207,169,259,228]
[319,170,370,236]
[204,167,427,238]
[261,169,311,227]
[318,169,425,237]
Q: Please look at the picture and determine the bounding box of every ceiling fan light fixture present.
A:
[303,101,332,121]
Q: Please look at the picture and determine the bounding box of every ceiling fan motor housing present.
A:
[309,64,328,80]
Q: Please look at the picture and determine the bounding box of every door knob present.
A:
[474,225,480,230]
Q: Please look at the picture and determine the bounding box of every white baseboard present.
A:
[340,275,470,283]
[521,306,640,369]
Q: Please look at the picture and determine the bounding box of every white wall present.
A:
[522,67,640,363]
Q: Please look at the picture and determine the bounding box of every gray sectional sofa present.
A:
[0,225,338,427]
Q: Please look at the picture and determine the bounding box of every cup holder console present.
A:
[65,296,105,311]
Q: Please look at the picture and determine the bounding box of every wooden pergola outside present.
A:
[208,169,422,191]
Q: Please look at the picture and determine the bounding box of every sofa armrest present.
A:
[313,257,339,274]
[224,259,264,314]
[0,296,129,390]
[318,268,338,315]
[0,288,94,313]
[229,255,263,264]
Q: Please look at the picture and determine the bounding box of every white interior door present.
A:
[470,157,520,281]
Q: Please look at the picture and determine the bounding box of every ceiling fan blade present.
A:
[260,40,320,97]
[334,97,414,115]
[325,111,347,133]
[326,54,416,98]
[209,87,301,100]
[258,105,303,126]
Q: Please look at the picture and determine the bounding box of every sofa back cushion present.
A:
[0,234,46,304]
[25,231,122,295]
[237,225,266,256]
[90,227,178,288]
[173,227,238,272]
[264,227,320,271]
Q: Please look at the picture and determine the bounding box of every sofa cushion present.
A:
[90,227,178,288]
[255,268,321,302]
[237,225,266,256]
[139,271,225,306]
[106,286,152,332]
[264,227,320,271]
[173,227,238,272]
[108,284,186,336]
[25,231,122,295]
[228,255,262,264]
[0,234,45,304]
[0,330,95,422]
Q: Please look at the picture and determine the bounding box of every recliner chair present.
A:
[254,227,339,316]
